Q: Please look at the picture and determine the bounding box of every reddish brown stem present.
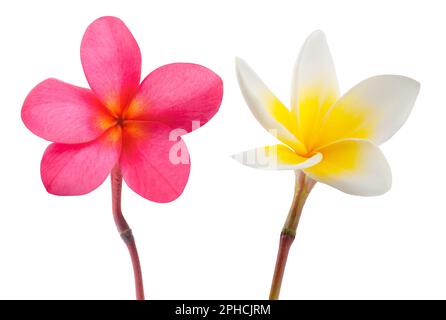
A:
[111,165,145,300]
[269,171,315,300]
[269,232,295,300]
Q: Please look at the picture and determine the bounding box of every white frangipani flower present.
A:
[234,30,420,196]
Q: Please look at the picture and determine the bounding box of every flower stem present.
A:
[111,165,145,300]
[269,170,315,300]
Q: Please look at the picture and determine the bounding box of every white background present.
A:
[0,0,444,299]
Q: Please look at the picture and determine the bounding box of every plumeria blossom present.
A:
[22,16,223,202]
[234,31,419,196]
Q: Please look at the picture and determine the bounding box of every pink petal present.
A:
[125,63,223,133]
[81,16,141,115]
[120,121,191,203]
[41,127,122,195]
[22,79,114,144]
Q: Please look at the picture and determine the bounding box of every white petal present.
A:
[291,31,340,146]
[236,57,306,154]
[316,75,420,148]
[232,144,322,171]
[304,139,391,196]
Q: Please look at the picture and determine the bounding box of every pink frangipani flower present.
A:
[22,16,223,299]
[22,16,223,202]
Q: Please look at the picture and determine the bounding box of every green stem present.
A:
[269,171,315,300]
